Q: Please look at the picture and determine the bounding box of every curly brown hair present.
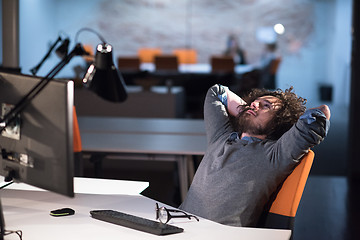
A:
[239,87,307,140]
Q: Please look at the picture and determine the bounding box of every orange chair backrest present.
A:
[154,55,179,70]
[269,150,314,217]
[210,56,235,73]
[270,57,282,75]
[173,48,197,64]
[82,44,95,63]
[138,48,162,63]
[73,106,82,153]
[117,56,140,71]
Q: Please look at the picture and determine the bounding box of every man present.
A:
[179,84,330,227]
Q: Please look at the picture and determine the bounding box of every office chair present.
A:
[138,47,162,63]
[117,56,140,71]
[263,57,282,89]
[270,57,282,75]
[154,55,179,71]
[260,150,314,232]
[82,44,95,63]
[73,106,83,176]
[210,56,235,73]
[173,48,197,64]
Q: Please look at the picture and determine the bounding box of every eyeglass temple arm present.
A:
[167,209,199,221]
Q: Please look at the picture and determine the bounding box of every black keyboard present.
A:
[90,210,184,236]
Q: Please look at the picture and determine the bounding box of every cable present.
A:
[0,181,14,190]
[74,27,107,44]
[3,230,22,240]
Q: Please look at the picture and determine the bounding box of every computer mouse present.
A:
[50,207,75,217]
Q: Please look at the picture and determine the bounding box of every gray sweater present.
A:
[179,84,329,227]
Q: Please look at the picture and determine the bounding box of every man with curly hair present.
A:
[179,84,330,227]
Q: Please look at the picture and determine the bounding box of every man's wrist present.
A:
[217,84,228,107]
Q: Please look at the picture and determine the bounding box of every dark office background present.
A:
[1,0,351,108]
[1,0,359,239]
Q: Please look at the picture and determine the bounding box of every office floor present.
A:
[82,104,359,240]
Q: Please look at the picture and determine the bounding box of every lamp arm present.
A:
[30,36,63,76]
[0,44,85,133]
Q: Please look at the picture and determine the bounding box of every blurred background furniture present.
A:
[78,116,207,201]
[117,56,141,71]
[154,55,179,71]
[210,55,235,73]
[262,57,282,89]
[173,48,197,64]
[138,47,162,63]
[74,86,185,118]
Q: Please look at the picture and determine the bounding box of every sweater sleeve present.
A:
[203,85,234,145]
[270,108,330,166]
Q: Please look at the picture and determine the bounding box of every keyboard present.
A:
[90,210,184,236]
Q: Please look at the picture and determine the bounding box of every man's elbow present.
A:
[319,104,331,120]
[311,104,331,120]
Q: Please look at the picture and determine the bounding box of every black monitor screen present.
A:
[0,71,74,197]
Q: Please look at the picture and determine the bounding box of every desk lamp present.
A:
[0,28,127,133]
[83,43,127,102]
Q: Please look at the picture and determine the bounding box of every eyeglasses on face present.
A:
[155,203,199,224]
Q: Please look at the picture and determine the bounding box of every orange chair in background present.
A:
[138,48,162,63]
[260,150,314,235]
[269,57,282,75]
[210,55,235,73]
[262,57,282,89]
[82,44,95,63]
[117,56,141,71]
[173,48,197,64]
[154,55,179,71]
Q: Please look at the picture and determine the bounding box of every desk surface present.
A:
[78,116,206,136]
[1,181,291,240]
[0,177,149,196]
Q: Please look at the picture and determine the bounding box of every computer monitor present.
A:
[0,71,74,197]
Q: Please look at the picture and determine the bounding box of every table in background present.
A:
[140,63,254,74]
[1,178,291,240]
[78,117,207,201]
[120,64,254,117]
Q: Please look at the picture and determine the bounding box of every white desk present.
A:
[0,179,291,240]
[78,117,207,201]
[1,177,149,196]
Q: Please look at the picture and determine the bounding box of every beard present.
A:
[235,108,273,137]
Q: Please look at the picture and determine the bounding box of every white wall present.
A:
[278,0,335,105]
[330,0,352,106]
[19,0,58,76]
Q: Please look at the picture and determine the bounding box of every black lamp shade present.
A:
[83,43,127,102]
